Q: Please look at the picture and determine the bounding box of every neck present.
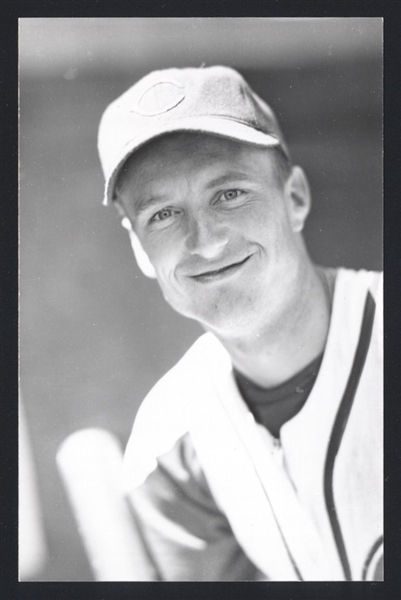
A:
[211,265,333,388]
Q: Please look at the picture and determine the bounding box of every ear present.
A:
[284,166,311,233]
[121,217,157,279]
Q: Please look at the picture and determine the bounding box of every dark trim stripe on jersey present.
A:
[362,535,383,580]
[324,291,376,581]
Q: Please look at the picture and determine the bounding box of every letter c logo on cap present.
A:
[132,81,185,116]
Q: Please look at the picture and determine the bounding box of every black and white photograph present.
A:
[18,17,383,583]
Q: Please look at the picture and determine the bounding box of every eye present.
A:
[150,207,176,223]
[218,189,243,202]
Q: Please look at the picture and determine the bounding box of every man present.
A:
[97,66,383,581]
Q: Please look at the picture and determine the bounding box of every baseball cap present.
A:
[98,65,290,206]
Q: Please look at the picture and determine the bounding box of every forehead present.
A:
[117,132,275,193]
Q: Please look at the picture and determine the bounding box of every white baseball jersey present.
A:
[123,268,383,581]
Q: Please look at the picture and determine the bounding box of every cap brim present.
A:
[102,116,281,205]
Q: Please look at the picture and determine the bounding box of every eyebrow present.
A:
[134,195,170,217]
[205,172,252,189]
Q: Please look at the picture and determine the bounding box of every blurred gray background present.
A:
[19,17,382,581]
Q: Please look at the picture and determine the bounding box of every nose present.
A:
[186,213,229,259]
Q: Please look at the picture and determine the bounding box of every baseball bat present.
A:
[56,428,158,581]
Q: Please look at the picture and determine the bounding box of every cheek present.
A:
[147,244,182,290]
[142,234,176,270]
[252,211,298,263]
[242,206,284,243]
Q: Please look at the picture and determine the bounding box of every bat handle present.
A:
[56,428,159,581]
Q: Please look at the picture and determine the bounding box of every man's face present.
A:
[118,133,310,336]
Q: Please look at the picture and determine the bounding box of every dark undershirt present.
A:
[233,353,324,438]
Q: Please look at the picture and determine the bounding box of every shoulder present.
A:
[320,266,382,311]
[134,332,225,424]
[333,267,382,297]
[327,267,383,361]
[122,332,227,489]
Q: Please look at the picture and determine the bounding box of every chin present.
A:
[162,277,267,329]
[177,298,260,336]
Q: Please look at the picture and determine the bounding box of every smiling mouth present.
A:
[190,255,252,282]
